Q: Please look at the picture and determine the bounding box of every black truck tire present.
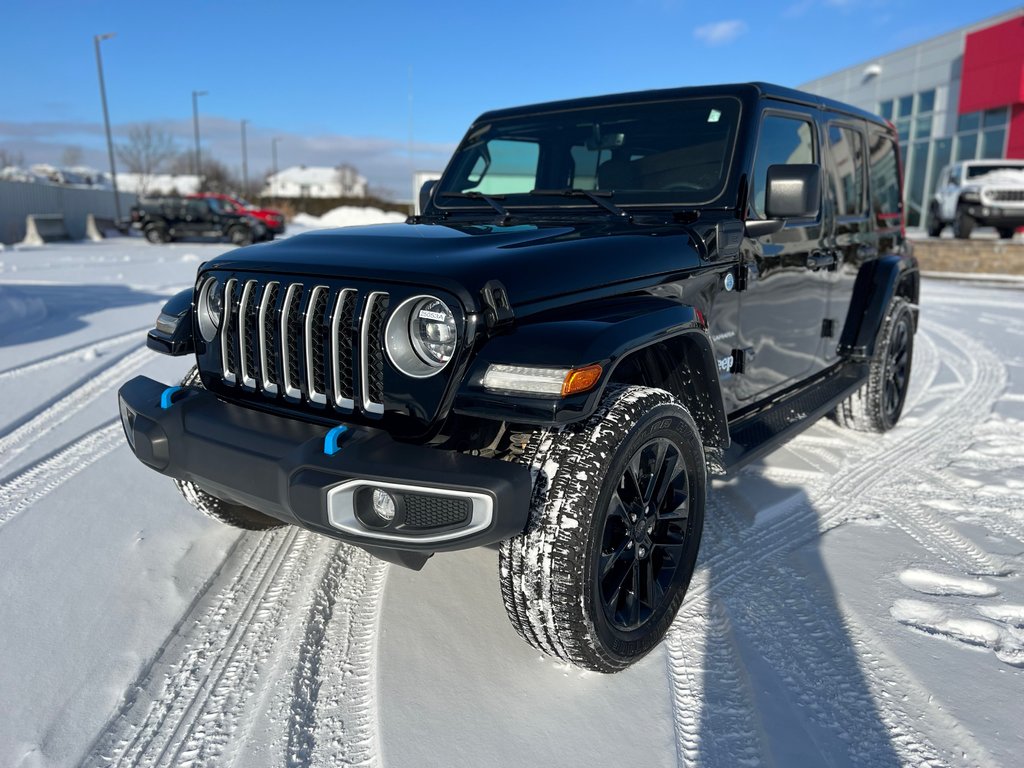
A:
[173,367,285,531]
[925,204,943,237]
[144,224,170,244]
[997,227,1016,240]
[499,385,706,673]
[229,225,254,246]
[953,204,975,239]
[834,298,914,433]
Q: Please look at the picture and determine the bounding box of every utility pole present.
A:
[192,90,207,188]
[93,33,121,223]
[240,119,249,197]
[271,136,283,198]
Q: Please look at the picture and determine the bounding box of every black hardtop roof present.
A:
[475,82,887,128]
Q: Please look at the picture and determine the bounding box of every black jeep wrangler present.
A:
[119,83,918,672]
[130,196,266,245]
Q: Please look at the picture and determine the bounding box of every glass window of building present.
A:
[917,89,936,114]
[981,129,1007,159]
[982,108,1008,128]
[879,100,893,120]
[897,95,914,118]
[957,112,981,133]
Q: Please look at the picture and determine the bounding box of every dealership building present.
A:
[800,8,1024,228]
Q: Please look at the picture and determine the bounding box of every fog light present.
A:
[372,488,396,522]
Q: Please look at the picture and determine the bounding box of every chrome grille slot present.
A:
[280,284,304,399]
[221,278,239,384]
[361,292,389,415]
[331,288,357,409]
[258,281,280,394]
[305,286,330,404]
[239,280,259,389]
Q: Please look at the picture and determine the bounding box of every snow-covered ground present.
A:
[0,234,1022,768]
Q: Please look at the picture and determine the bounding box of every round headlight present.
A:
[409,297,457,366]
[385,295,459,378]
[197,277,223,342]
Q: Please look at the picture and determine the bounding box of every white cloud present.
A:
[693,20,748,46]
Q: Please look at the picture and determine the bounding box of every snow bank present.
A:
[291,206,407,230]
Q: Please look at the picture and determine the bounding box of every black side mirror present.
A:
[419,179,438,214]
[764,163,820,219]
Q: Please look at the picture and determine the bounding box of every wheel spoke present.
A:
[628,560,641,626]
[653,448,680,508]
[601,538,631,578]
[643,557,657,610]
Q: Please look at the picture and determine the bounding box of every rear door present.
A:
[735,107,831,402]
[821,116,871,365]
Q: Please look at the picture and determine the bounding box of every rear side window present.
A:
[828,124,866,217]
[751,114,815,218]
[867,131,901,226]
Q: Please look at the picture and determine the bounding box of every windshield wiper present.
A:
[530,188,632,221]
[437,190,510,221]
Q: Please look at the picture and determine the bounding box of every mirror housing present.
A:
[764,163,820,219]
[419,179,438,214]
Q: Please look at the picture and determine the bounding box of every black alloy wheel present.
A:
[599,437,692,633]
[882,312,911,424]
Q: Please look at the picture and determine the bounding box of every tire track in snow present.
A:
[0,420,123,530]
[83,534,389,767]
[667,320,1006,766]
[0,345,150,470]
[0,326,147,383]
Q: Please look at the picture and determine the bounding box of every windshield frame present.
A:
[432,94,744,214]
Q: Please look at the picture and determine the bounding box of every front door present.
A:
[735,108,831,402]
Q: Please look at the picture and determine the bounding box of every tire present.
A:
[997,227,1016,240]
[172,367,285,531]
[834,298,914,433]
[499,385,706,673]
[925,205,943,237]
[144,224,169,244]
[229,225,254,246]
[953,205,974,239]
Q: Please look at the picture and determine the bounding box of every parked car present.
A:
[130,196,265,245]
[120,82,918,672]
[187,192,286,239]
[926,159,1024,238]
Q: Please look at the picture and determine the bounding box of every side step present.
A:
[720,362,869,475]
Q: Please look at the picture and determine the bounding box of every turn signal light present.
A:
[561,364,603,396]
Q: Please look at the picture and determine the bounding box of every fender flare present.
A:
[838,251,919,360]
[147,287,195,356]
[453,295,729,447]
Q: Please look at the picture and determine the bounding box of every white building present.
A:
[263,164,368,199]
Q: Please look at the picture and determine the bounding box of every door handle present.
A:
[807,251,836,270]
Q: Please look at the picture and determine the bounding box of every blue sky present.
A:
[1,0,1020,195]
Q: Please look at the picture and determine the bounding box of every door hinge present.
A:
[821,318,836,338]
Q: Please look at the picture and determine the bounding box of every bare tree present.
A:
[117,124,177,195]
[0,148,26,168]
[61,146,83,167]
[201,157,240,194]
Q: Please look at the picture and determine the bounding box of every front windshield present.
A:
[966,163,1024,179]
[435,95,741,210]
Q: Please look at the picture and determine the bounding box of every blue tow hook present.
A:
[160,386,186,410]
[324,425,349,456]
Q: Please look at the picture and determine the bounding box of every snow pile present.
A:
[291,206,407,230]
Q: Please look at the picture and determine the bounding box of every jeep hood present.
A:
[204,220,704,309]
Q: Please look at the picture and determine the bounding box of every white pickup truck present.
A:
[927,159,1024,239]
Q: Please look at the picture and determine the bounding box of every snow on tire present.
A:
[835,298,915,433]
[499,385,706,673]
[173,366,285,531]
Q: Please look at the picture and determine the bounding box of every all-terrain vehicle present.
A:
[130,196,266,245]
[119,83,918,672]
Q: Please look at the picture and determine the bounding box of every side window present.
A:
[751,114,815,218]
[463,139,540,195]
[867,131,901,226]
[828,124,866,217]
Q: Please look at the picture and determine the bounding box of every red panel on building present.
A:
[958,16,1024,114]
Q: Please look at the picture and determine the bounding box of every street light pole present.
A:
[240,119,249,197]
[192,89,208,189]
[271,136,283,199]
[93,32,121,223]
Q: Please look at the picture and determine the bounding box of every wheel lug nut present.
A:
[638,547,647,558]
[627,541,634,549]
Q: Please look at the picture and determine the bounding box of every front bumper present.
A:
[118,376,532,561]
[965,203,1024,227]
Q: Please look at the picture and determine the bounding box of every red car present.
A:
[187,193,285,239]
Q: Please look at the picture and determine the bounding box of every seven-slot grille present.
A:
[217,278,389,415]
[985,189,1024,203]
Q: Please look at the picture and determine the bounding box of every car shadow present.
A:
[0,282,167,348]
[679,469,902,766]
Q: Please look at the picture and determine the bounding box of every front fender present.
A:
[147,287,195,356]
[453,295,728,444]
[838,251,919,360]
